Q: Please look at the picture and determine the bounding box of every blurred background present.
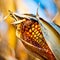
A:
[0,0,60,60]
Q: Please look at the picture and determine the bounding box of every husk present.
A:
[36,13,60,60]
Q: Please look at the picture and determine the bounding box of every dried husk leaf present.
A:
[36,13,60,60]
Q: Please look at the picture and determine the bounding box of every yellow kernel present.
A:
[36,40,39,42]
[38,28,40,30]
[36,37,38,39]
[38,39,42,43]
[34,35,36,37]
[35,25,38,28]
[36,31,39,34]
[29,29,32,32]
[40,35,43,39]
[34,39,36,41]
[32,28,34,31]
[32,32,34,35]
[34,30,37,32]
[32,24,34,27]
[37,33,40,36]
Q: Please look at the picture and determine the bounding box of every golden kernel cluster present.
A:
[21,20,47,48]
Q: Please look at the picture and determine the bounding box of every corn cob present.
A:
[9,11,60,60]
